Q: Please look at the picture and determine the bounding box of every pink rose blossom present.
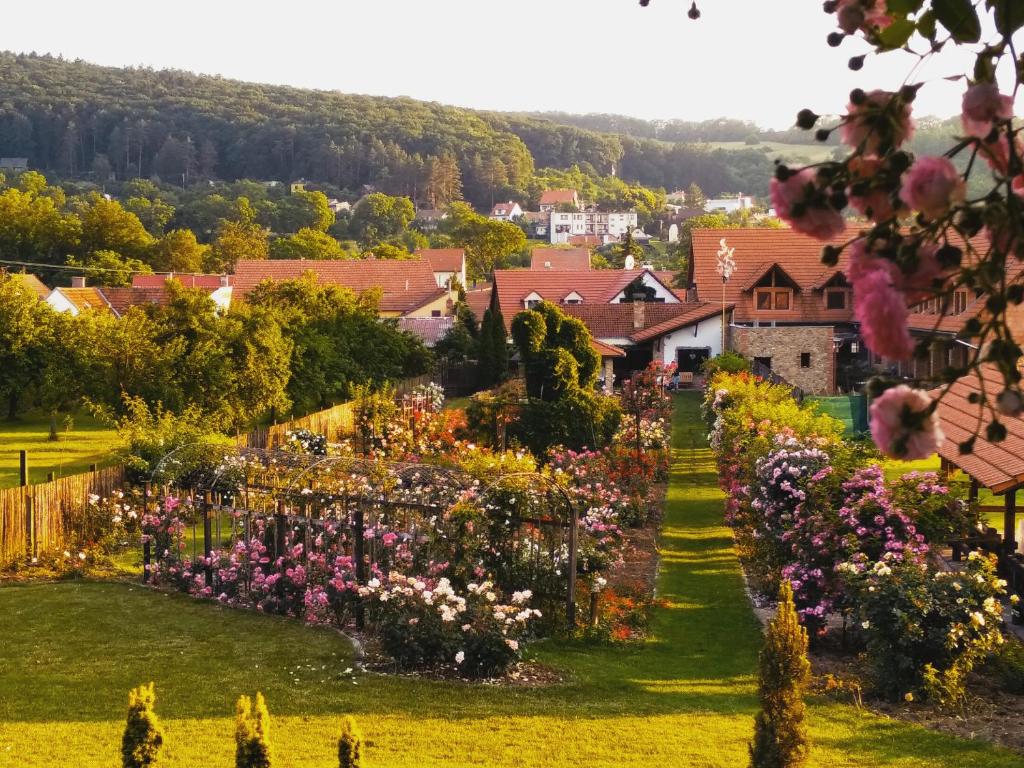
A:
[835,0,892,34]
[961,83,1014,138]
[770,169,846,241]
[899,156,965,220]
[853,267,914,360]
[869,385,944,460]
[841,90,914,153]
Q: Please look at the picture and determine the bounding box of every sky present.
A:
[0,1,1016,129]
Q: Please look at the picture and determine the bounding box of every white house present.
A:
[550,210,638,244]
[704,195,755,214]
[490,201,523,221]
[416,249,467,289]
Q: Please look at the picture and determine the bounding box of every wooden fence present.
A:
[237,373,436,450]
[0,465,126,563]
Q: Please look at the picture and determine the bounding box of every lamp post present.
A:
[715,238,736,355]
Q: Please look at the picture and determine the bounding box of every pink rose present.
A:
[770,168,846,241]
[961,83,1014,138]
[841,90,914,153]
[853,268,914,360]
[835,0,892,34]
[869,385,944,460]
[899,156,965,220]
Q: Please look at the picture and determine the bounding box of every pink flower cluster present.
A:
[869,384,944,460]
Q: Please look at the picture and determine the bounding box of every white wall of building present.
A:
[45,289,81,315]
[610,272,680,303]
[652,315,724,365]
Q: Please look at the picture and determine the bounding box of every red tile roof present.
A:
[561,303,699,339]
[132,274,228,289]
[490,202,520,216]
[101,287,172,315]
[10,273,49,299]
[56,287,115,314]
[232,258,446,314]
[397,316,455,346]
[689,227,863,324]
[492,268,681,327]
[416,249,465,274]
[630,302,731,342]
[933,365,1024,493]
[591,338,625,358]
[540,189,578,206]
[530,248,591,271]
[464,285,493,320]
[568,235,603,247]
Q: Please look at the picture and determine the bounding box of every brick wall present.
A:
[733,325,835,394]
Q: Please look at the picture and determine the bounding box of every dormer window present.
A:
[523,291,543,309]
[952,289,969,314]
[825,288,849,310]
[563,291,584,305]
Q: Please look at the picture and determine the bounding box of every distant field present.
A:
[703,140,838,164]
[0,412,122,488]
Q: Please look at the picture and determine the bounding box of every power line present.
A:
[0,258,154,275]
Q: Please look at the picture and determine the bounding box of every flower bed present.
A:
[706,370,1009,704]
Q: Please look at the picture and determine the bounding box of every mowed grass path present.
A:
[0,412,121,488]
[0,393,1021,767]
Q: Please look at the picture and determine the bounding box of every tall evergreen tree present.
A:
[749,582,811,768]
[477,308,496,388]
[491,307,508,383]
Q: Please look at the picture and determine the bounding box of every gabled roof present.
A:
[739,262,801,292]
[933,365,1024,493]
[101,287,173,315]
[568,235,603,247]
[10,273,49,299]
[396,316,455,347]
[132,273,228,289]
[591,338,625,358]
[464,284,493,321]
[416,249,465,274]
[414,208,446,220]
[232,258,446,314]
[630,302,730,342]
[540,189,578,205]
[490,202,520,216]
[523,211,549,223]
[530,248,591,271]
[560,303,698,339]
[53,287,115,314]
[491,268,681,325]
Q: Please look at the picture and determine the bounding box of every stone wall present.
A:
[732,325,834,394]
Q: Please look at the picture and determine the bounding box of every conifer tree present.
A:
[749,582,811,768]
[121,682,164,768]
[337,716,363,768]
[477,308,496,388]
[235,692,274,768]
[490,307,508,382]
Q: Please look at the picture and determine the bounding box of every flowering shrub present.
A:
[284,428,327,456]
[888,471,980,547]
[840,552,1010,705]
[361,574,540,677]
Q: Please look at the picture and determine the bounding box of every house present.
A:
[46,277,115,316]
[416,248,467,289]
[490,267,725,380]
[289,179,307,194]
[8,272,50,300]
[490,201,523,221]
[549,209,638,245]
[688,227,866,394]
[568,235,603,247]
[232,258,450,317]
[704,195,755,214]
[327,199,352,215]
[530,248,591,271]
[414,208,448,232]
[522,211,549,239]
[131,273,233,311]
[0,158,29,173]
[539,189,580,212]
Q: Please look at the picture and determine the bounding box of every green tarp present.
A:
[805,394,869,436]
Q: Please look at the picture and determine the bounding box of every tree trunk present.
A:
[7,393,17,421]
[48,412,59,442]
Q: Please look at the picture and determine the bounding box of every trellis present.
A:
[144,445,581,627]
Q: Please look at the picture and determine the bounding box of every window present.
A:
[431,310,442,318]
[800,352,811,368]
[754,288,793,311]
[825,289,848,310]
[952,289,969,314]
[753,356,772,371]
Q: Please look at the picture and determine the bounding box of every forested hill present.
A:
[0,51,778,200]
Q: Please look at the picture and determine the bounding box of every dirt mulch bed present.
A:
[808,639,1024,755]
[605,481,667,598]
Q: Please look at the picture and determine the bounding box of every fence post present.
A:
[46,471,55,482]
[566,499,578,631]
[354,500,366,629]
[203,491,213,588]
[274,499,287,559]
[88,463,97,473]
[19,450,28,487]
[142,481,152,583]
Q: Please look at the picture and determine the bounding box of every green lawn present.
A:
[882,456,1006,529]
[0,411,122,488]
[703,140,838,164]
[0,394,1020,766]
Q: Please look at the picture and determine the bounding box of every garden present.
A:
[704,368,1024,751]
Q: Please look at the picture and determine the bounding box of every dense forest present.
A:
[0,52,782,199]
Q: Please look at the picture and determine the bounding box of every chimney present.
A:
[220,274,230,288]
[633,300,645,330]
[71,276,86,288]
